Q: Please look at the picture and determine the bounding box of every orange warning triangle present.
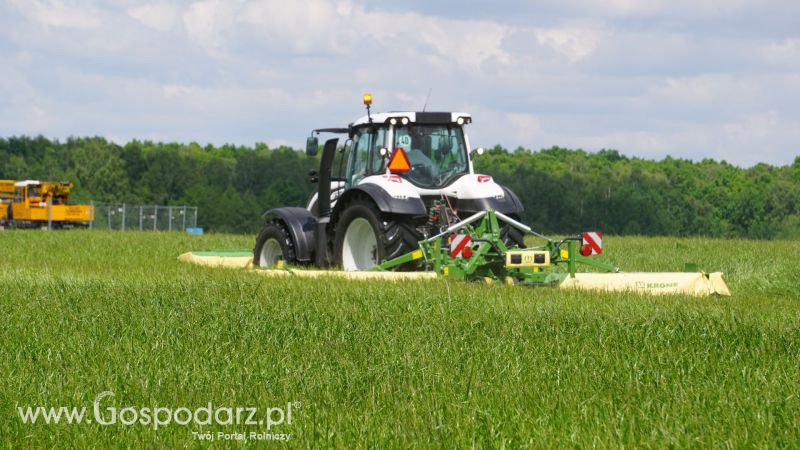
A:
[388,147,411,173]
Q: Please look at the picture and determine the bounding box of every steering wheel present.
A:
[410,164,434,182]
[411,163,432,173]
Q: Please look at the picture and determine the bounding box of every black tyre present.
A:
[253,222,296,267]
[500,216,526,249]
[334,199,419,271]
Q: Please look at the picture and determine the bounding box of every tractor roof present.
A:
[350,111,471,128]
[14,180,41,187]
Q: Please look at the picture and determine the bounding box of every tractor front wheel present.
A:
[253,222,296,268]
[500,218,526,249]
[334,200,419,271]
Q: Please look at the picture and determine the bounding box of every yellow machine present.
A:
[0,179,14,224]
[2,180,94,228]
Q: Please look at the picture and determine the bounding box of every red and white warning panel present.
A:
[450,233,473,258]
[581,232,603,255]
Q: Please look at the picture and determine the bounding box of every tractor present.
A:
[254,95,526,271]
[184,94,729,296]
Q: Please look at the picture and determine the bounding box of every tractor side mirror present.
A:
[305,136,319,156]
[377,148,389,170]
[470,147,484,157]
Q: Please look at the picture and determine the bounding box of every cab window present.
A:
[392,125,468,188]
[347,127,386,187]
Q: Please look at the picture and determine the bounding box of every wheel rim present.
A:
[342,217,379,271]
[259,238,283,267]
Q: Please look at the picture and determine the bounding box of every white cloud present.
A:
[236,1,512,71]
[410,16,512,70]
[7,0,102,29]
[716,111,799,165]
[764,38,800,67]
[723,111,779,141]
[237,0,344,52]
[652,75,744,104]
[576,0,754,18]
[506,113,543,141]
[534,23,609,63]
[183,0,236,56]
[127,3,180,32]
[586,0,657,16]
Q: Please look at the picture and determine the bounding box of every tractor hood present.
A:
[359,173,523,216]
[359,175,423,201]
[436,174,505,200]
[360,173,504,200]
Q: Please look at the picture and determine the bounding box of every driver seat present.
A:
[436,138,452,161]
[422,136,434,159]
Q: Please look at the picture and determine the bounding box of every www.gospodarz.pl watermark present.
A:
[16,391,298,442]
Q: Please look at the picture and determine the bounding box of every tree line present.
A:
[2,136,799,238]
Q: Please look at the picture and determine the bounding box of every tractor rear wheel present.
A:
[334,200,419,271]
[253,222,296,268]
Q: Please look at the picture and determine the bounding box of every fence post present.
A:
[108,205,112,230]
[168,206,173,231]
[139,205,143,230]
[182,206,186,231]
[153,205,158,231]
[121,203,126,231]
[47,196,52,230]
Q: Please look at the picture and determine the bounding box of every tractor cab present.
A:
[14,180,43,205]
[14,180,72,206]
[342,111,474,190]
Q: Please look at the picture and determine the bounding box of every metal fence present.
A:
[90,203,198,231]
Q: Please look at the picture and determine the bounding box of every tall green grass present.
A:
[0,230,798,448]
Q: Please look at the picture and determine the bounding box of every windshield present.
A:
[393,125,469,188]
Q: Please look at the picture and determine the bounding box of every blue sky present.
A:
[1,0,798,167]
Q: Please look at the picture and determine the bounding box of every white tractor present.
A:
[254,95,525,271]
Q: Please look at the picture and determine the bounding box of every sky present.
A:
[0,0,798,167]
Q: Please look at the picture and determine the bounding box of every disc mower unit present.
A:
[369,209,730,296]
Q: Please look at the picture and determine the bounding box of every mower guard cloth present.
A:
[178,251,253,268]
[178,252,436,281]
[178,251,732,296]
[559,272,731,296]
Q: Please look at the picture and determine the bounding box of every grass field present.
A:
[1,229,799,448]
